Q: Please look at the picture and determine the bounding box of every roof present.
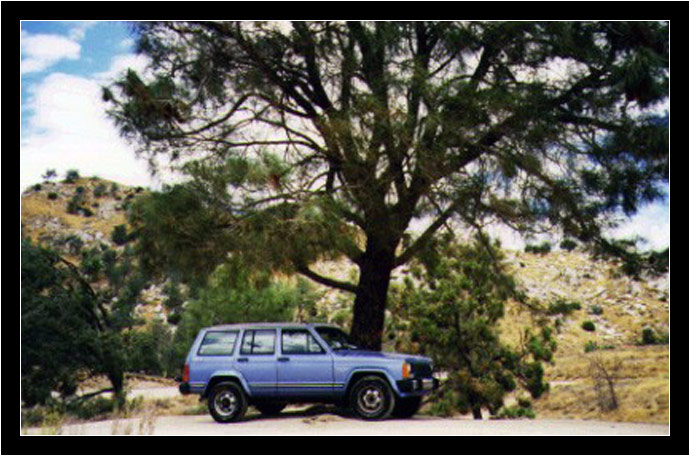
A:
[203,322,339,331]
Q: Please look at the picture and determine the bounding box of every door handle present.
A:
[277,357,290,362]
[237,357,249,362]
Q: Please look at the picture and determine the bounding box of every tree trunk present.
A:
[471,406,483,420]
[349,241,396,351]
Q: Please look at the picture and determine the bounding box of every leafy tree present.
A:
[106,21,668,349]
[392,237,554,419]
[21,239,126,406]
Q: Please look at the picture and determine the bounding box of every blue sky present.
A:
[19,21,669,251]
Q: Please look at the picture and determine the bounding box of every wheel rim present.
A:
[214,389,238,417]
[358,384,385,414]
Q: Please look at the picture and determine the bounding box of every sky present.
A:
[19,21,670,251]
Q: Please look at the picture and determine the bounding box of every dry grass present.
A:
[532,346,669,424]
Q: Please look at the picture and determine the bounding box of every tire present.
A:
[392,396,422,418]
[207,381,248,423]
[349,375,395,420]
[254,402,287,416]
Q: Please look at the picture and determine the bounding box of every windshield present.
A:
[315,327,360,350]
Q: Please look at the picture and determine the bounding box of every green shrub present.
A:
[640,327,668,345]
[584,340,599,353]
[47,192,59,200]
[560,239,578,251]
[581,321,596,332]
[547,299,582,316]
[111,225,130,246]
[588,305,604,316]
[66,397,116,420]
[494,405,536,419]
[64,169,80,184]
[66,197,81,215]
[33,183,43,192]
[93,183,107,198]
[525,241,552,255]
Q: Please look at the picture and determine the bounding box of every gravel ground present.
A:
[28,412,669,436]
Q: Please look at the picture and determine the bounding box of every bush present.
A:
[494,405,536,419]
[33,183,42,192]
[93,183,107,198]
[584,340,599,353]
[48,192,59,200]
[547,299,582,316]
[66,197,81,215]
[525,241,552,255]
[581,321,596,332]
[64,169,80,184]
[560,239,578,251]
[111,225,130,246]
[639,327,668,345]
[588,305,603,316]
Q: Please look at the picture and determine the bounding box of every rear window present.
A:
[198,331,239,356]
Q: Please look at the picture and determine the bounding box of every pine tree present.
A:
[106,21,668,349]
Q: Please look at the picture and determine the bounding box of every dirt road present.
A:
[29,409,669,436]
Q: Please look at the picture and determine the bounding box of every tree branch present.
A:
[296,263,358,293]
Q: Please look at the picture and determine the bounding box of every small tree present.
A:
[42,168,57,182]
[64,169,80,184]
[394,236,554,419]
[21,239,126,406]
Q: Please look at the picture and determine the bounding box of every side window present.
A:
[240,329,276,355]
[198,331,239,356]
[282,329,325,354]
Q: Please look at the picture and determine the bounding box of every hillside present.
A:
[20,178,670,423]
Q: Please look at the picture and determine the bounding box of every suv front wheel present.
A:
[208,381,248,423]
[349,375,395,420]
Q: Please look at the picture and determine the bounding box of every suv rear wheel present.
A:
[208,381,248,423]
[349,375,395,420]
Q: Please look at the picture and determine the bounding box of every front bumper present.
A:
[396,377,439,394]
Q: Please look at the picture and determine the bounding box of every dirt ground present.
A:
[27,410,669,436]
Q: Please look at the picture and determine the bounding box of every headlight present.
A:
[402,362,411,378]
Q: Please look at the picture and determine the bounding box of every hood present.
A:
[332,349,432,364]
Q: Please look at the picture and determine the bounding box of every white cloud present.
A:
[66,21,98,41]
[20,31,81,74]
[608,203,670,250]
[92,53,150,82]
[19,49,176,193]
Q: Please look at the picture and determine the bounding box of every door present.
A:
[237,329,278,397]
[276,328,334,398]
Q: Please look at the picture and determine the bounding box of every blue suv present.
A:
[179,323,438,422]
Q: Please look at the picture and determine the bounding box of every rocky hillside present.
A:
[21,178,670,423]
